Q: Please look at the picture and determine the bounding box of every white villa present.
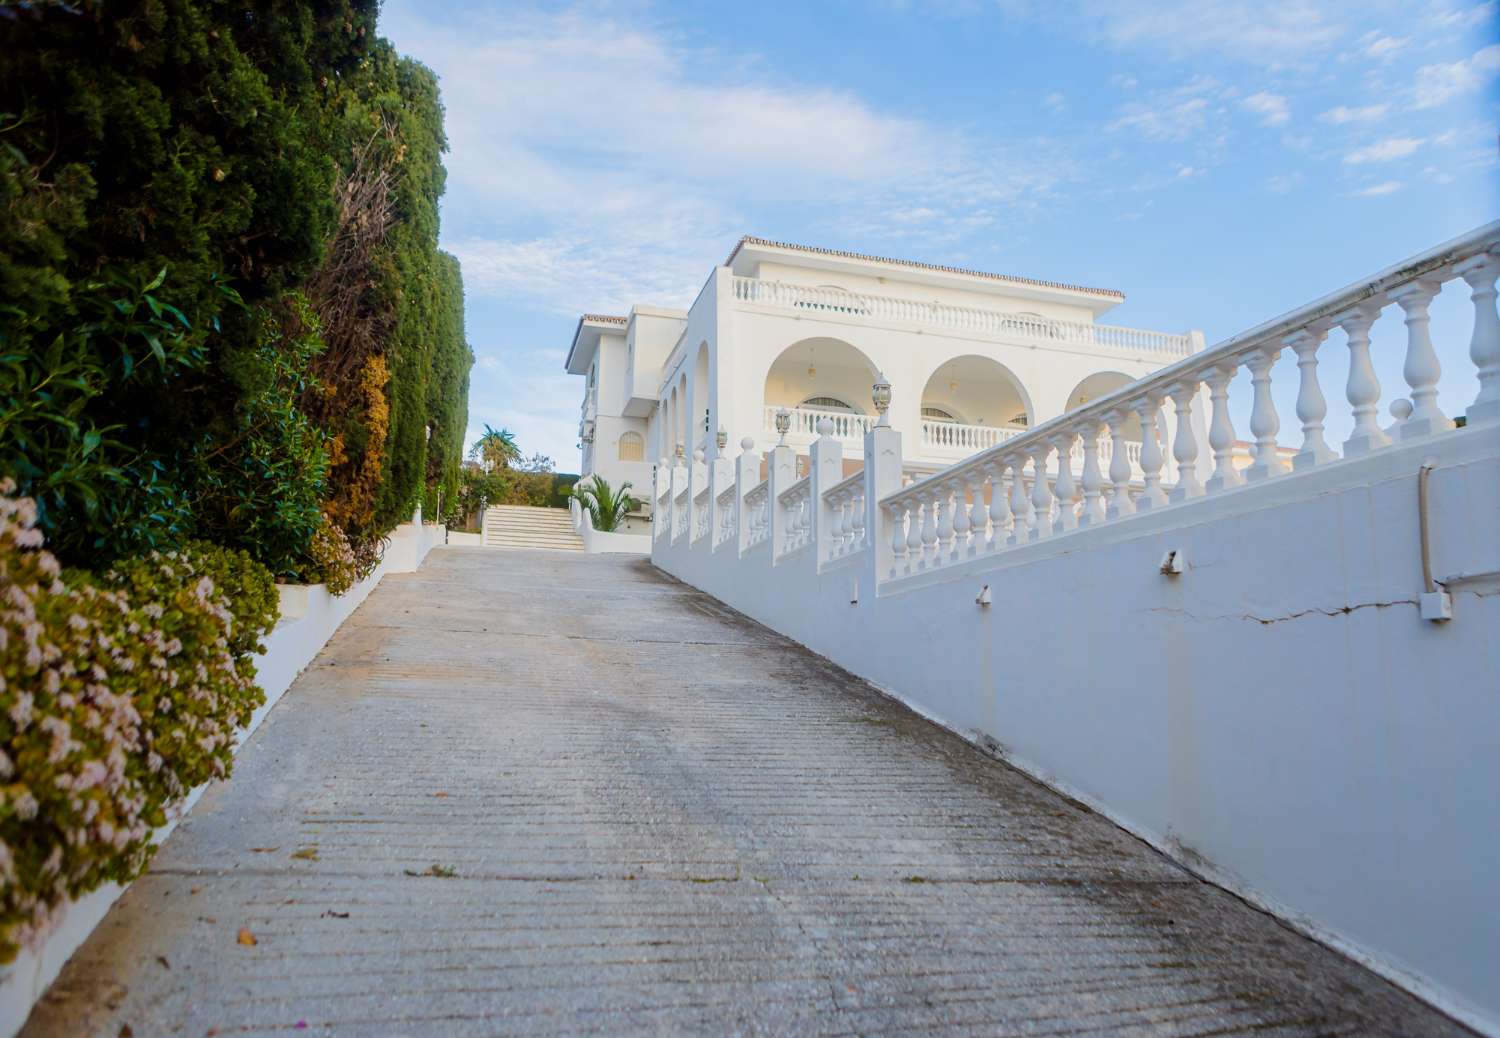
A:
[565,236,1205,530]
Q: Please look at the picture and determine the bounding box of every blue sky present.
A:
[382,0,1498,470]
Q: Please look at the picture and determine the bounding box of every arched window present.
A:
[618,431,644,462]
[922,405,960,423]
[801,396,858,413]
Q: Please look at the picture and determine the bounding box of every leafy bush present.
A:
[0,484,276,964]
[0,269,211,561]
[187,295,330,580]
[572,475,639,532]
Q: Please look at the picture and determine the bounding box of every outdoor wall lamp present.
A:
[872,373,892,425]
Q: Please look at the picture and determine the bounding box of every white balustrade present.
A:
[777,476,813,557]
[875,222,1499,586]
[821,471,867,562]
[920,421,1022,457]
[713,484,738,550]
[742,480,771,550]
[733,276,1194,358]
[762,405,875,445]
[692,485,711,542]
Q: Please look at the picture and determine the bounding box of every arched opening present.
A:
[763,337,880,417]
[692,342,710,447]
[618,431,644,462]
[920,356,1031,432]
[676,372,688,455]
[1065,371,1142,439]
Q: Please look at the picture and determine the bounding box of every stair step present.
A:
[481,505,587,551]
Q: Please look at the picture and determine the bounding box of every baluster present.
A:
[1168,381,1204,501]
[1079,422,1105,526]
[1204,362,1243,493]
[1134,395,1168,508]
[919,497,938,567]
[967,474,986,552]
[1051,432,1078,533]
[889,504,908,578]
[1288,329,1337,469]
[987,464,1011,549]
[1010,461,1032,544]
[852,493,865,552]
[1243,346,1286,482]
[1458,251,1500,425]
[906,500,924,574]
[1105,411,1135,520]
[935,485,955,561]
[1029,445,1053,540]
[1390,279,1452,438]
[950,479,970,558]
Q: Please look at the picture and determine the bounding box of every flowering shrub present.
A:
[305,513,358,596]
[0,485,276,964]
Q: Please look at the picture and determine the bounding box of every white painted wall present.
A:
[575,248,1197,482]
[653,424,1500,1035]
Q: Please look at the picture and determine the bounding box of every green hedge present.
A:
[0,2,471,577]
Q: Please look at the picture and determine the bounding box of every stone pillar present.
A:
[863,424,903,590]
[736,438,759,555]
[809,419,844,564]
[767,443,796,565]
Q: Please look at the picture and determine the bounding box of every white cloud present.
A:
[1107,79,1221,142]
[1043,91,1067,110]
[1413,44,1500,108]
[381,4,1070,317]
[1240,91,1290,126]
[1080,0,1354,66]
[1343,137,1424,164]
[1265,172,1302,194]
[1353,180,1404,196]
[1356,31,1408,61]
[1318,103,1390,124]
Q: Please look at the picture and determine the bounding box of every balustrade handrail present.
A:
[744,479,769,505]
[883,221,1500,514]
[733,276,1193,357]
[777,474,811,506]
[821,470,864,502]
[716,483,737,505]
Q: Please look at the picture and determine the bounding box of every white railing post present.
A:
[1288,329,1337,470]
[1168,381,1204,501]
[1051,432,1079,533]
[1105,411,1136,520]
[1204,363,1243,493]
[735,439,758,555]
[1133,394,1169,507]
[1457,250,1500,426]
[767,442,796,564]
[1390,279,1452,439]
[810,419,844,564]
[1334,303,1390,455]
[867,422,903,586]
[1243,346,1286,482]
[1079,421,1106,527]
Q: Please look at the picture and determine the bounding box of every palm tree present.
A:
[469,424,521,471]
[572,474,639,532]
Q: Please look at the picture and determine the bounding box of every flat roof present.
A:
[726,235,1124,309]
[564,314,628,375]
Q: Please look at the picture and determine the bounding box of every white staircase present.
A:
[482,505,585,551]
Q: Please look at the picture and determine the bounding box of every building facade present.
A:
[565,236,1205,526]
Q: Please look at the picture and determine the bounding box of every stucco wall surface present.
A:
[653,423,1500,1035]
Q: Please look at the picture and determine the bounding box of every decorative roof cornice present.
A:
[725,236,1125,301]
[580,313,628,325]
